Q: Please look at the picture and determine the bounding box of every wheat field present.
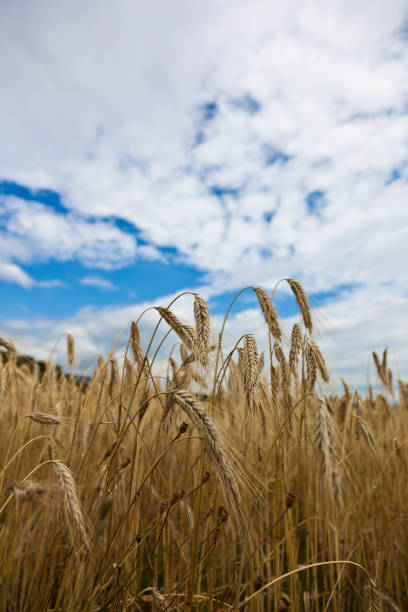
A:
[0,280,406,611]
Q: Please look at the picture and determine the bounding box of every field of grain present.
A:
[0,280,406,611]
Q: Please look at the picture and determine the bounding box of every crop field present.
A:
[0,280,406,611]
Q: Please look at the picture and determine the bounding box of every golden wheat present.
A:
[0,282,405,610]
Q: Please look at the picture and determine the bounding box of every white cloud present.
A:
[1,0,407,291]
[0,262,34,288]
[0,196,137,269]
[80,276,117,291]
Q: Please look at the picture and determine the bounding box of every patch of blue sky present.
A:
[229,94,261,115]
[346,108,396,123]
[305,190,326,216]
[192,101,218,147]
[200,101,218,122]
[263,145,292,166]
[0,255,206,322]
[0,181,69,214]
[0,261,87,320]
[308,283,358,308]
[209,185,241,199]
[385,167,403,185]
[263,211,275,223]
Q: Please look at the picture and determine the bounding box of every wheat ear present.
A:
[130,321,145,369]
[253,286,282,341]
[174,389,240,507]
[25,413,61,425]
[315,397,342,504]
[310,341,330,383]
[52,460,90,550]
[11,481,47,501]
[148,587,175,611]
[67,333,75,365]
[365,578,383,612]
[156,307,197,353]
[289,323,302,376]
[305,341,317,390]
[353,392,377,457]
[194,294,210,363]
[286,279,313,333]
[0,337,17,356]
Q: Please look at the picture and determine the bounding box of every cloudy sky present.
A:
[1,0,407,388]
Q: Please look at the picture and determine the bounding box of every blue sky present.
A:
[0,179,352,321]
[1,0,408,387]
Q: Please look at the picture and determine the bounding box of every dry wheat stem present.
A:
[237,561,379,609]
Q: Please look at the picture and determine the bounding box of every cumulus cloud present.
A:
[1,0,407,291]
